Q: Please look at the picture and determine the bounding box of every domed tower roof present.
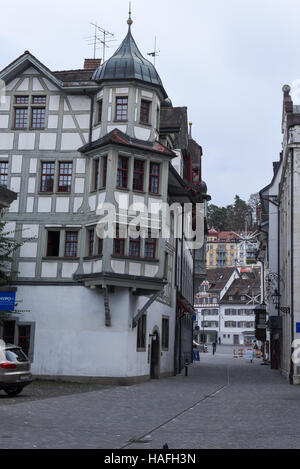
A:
[92,18,167,98]
[208,228,218,237]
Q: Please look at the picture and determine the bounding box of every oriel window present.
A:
[117,156,128,188]
[149,162,160,194]
[115,97,128,121]
[133,159,144,191]
[140,100,151,124]
[114,224,125,256]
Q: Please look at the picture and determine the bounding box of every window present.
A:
[162,317,169,349]
[115,97,128,121]
[64,231,78,257]
[114,224,125,256]
[46,231,60,257]
[117,156,128,188]
[88,229,94,256]
[97,236,103,256]
[58,162,72,193]
[140,100,151,124]
[129,236,140,257]
[14,108,28,129]
[145,234,156,258]
[2,320,15,344]
[18,325,31,357]
[102,156,107,187]
[0,162,8,187]
[14,95,46,130]
[31,107,46,129]
[133,159,144,191]
[137,314,146,350]
[97,100,103,123]
[149,162,160,194]
[40,162,55,192]
[93,159,99,191]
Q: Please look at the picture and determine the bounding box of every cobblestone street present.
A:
[1,345,300,449]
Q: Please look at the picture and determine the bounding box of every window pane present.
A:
[88,229,94,256]
[41,162,55,192]
[133,160,144,191]
[0,162,8,187]
[15,96,29,104]
[115,97,128,121]
[32,96,46,104]
[129,238,140,257]
[117,157,128,188]
[15,108,28,128]
[58,162,72,192]
[140,100,151,124]
[31,108,45,129]
[18,325,31,357]
[65,231,78,257]
[149,163,160,194]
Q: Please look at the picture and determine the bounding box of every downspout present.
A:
[289,148,294,384]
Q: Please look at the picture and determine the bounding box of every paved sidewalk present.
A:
[1,348,300,449]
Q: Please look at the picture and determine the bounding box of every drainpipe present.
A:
[289,148,294,384]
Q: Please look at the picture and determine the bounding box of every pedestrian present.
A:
[212,341,217,355]
[218,337,221,345]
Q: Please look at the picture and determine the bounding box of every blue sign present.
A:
[296,323,300,333]
[0,292,16,311]
[192,315,197,321]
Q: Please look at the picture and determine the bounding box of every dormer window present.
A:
[140,100,151,124]
[115,97,128,121]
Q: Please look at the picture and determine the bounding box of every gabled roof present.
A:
[0,51,98,90]
[220,269,261,304]
[78,128,176,157]
[206,267,236,293]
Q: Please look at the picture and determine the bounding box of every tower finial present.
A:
[127,2,133,28]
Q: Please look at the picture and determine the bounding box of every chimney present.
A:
[84,58,101,70]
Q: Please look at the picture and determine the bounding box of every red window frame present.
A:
[113,224,125,256]
[32,95,46,105]
[117,156,128,188]
[144,235,156,259]
[133,159,144,191]
[129,237,141,258]
[140,100,151,124]
[0,161,8,187]
[40,161,55,193]
[58,162,72,193]
[115,97,128,121]
[31,107,46,129]
[14,107,28,129]
[64,231,78,258]
[15,96,29,105]
[149,162,160,194]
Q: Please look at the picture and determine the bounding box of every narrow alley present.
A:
[1,345,300,449]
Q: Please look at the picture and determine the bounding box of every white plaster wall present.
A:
[15,285,176,379]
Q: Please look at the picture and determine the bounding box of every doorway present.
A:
[233,334,239,345]
[150,331,160,379]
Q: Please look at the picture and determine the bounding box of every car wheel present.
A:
[3,385,24,397]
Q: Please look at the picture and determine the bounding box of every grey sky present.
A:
[1,0,299,206]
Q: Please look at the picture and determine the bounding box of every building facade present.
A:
[0,16,208,382]
[258,84,300,384]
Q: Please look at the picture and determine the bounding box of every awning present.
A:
[177,297,195,316]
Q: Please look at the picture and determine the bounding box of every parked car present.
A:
[0,343,32,396]
[193,341,208,353]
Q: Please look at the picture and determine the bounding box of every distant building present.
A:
[206,229,258,268]
[194,267,260,345]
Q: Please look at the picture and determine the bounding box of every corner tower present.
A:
[91,14,168,142]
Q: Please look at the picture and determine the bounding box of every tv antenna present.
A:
[147,36,160,66]
[85,22,116,62]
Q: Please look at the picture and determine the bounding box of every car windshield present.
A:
[5,348,28,363]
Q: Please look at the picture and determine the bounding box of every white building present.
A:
[0,15,207,383]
